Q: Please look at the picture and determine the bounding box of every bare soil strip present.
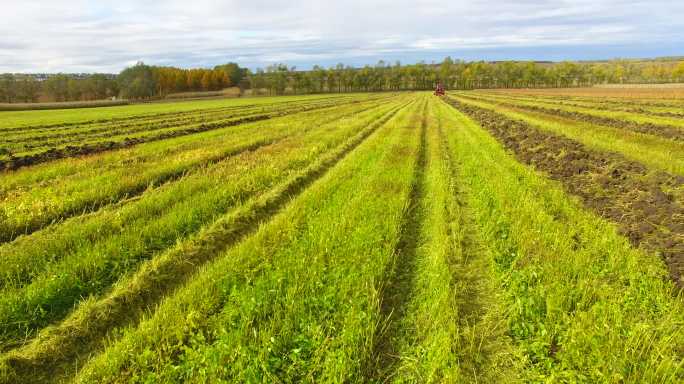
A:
[0,101,411,384]
[445,97,684,288]
[459,94,684,141]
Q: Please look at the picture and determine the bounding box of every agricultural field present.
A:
[0,90,682,383]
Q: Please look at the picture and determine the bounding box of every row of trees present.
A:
[248,58,684,95]
[0,62,249,103]
[2,58,684,103]
[118,62,249,99]
[0,74,41,103]
[0,73,118,103]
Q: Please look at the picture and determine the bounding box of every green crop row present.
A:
[52,96,423,384]
[0,97,408,352]
[0,95,389,169]
[0,98,412,383]
[0,92,681,383]
[0,97,391,243]
[442,100,684,382]
[2,94,374,146]
[0,94,358,130]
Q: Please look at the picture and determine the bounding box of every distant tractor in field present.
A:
[434,83,445,96]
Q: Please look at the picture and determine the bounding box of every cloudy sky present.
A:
[1,0,683,73]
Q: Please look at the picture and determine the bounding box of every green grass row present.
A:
[1,102,249,136]
[382,100,521,383]
[442,99,684,382]
[0,94,359,130]
[0,97,413,383]
[0,95,385,163]
[1,92,681,383]
[58,96,424,384]
[2,95,375,149]
[0,98,408,350]
[0,98,389,243]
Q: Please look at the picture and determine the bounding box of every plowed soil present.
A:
[446,97,684,287]
[460,95,684,141]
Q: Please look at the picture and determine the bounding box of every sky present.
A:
[1,0,683,73]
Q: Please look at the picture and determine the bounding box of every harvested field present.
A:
[0,92,682,384]
[459,92,684,141]
[486,86,684,99]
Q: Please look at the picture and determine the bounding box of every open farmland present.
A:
[0,91,682,383]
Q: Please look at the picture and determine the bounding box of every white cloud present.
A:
[0,0,682,72]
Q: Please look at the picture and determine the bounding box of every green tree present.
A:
[117,62,157,100]
[673,61,684,82]
[17,76,40,102]
[214,62,247,87]
[45,74,69,101]
[0,74,16,102]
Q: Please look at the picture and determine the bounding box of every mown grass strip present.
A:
[365,98,428,380]
[0,98,388,244]
[0,96,379,171]
[1,95,377,151]
[0,93,360,131]
[56,96,423,384]
[0,98,412,384]
[378,99,522,383]
[0,100,406,352]
[443,99,684,382]
[446,97,684,287]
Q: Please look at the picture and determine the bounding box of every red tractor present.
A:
[434,82,445,96]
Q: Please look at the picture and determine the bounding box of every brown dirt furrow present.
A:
[445,97,684,288]
[460,94,684,141]
[477,94,684,119]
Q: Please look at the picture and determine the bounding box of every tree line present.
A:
[2,58,684,103]
[247,58,684,95]
[0,63,248,103]
[0,74,118,103]
[116,62,249,99]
